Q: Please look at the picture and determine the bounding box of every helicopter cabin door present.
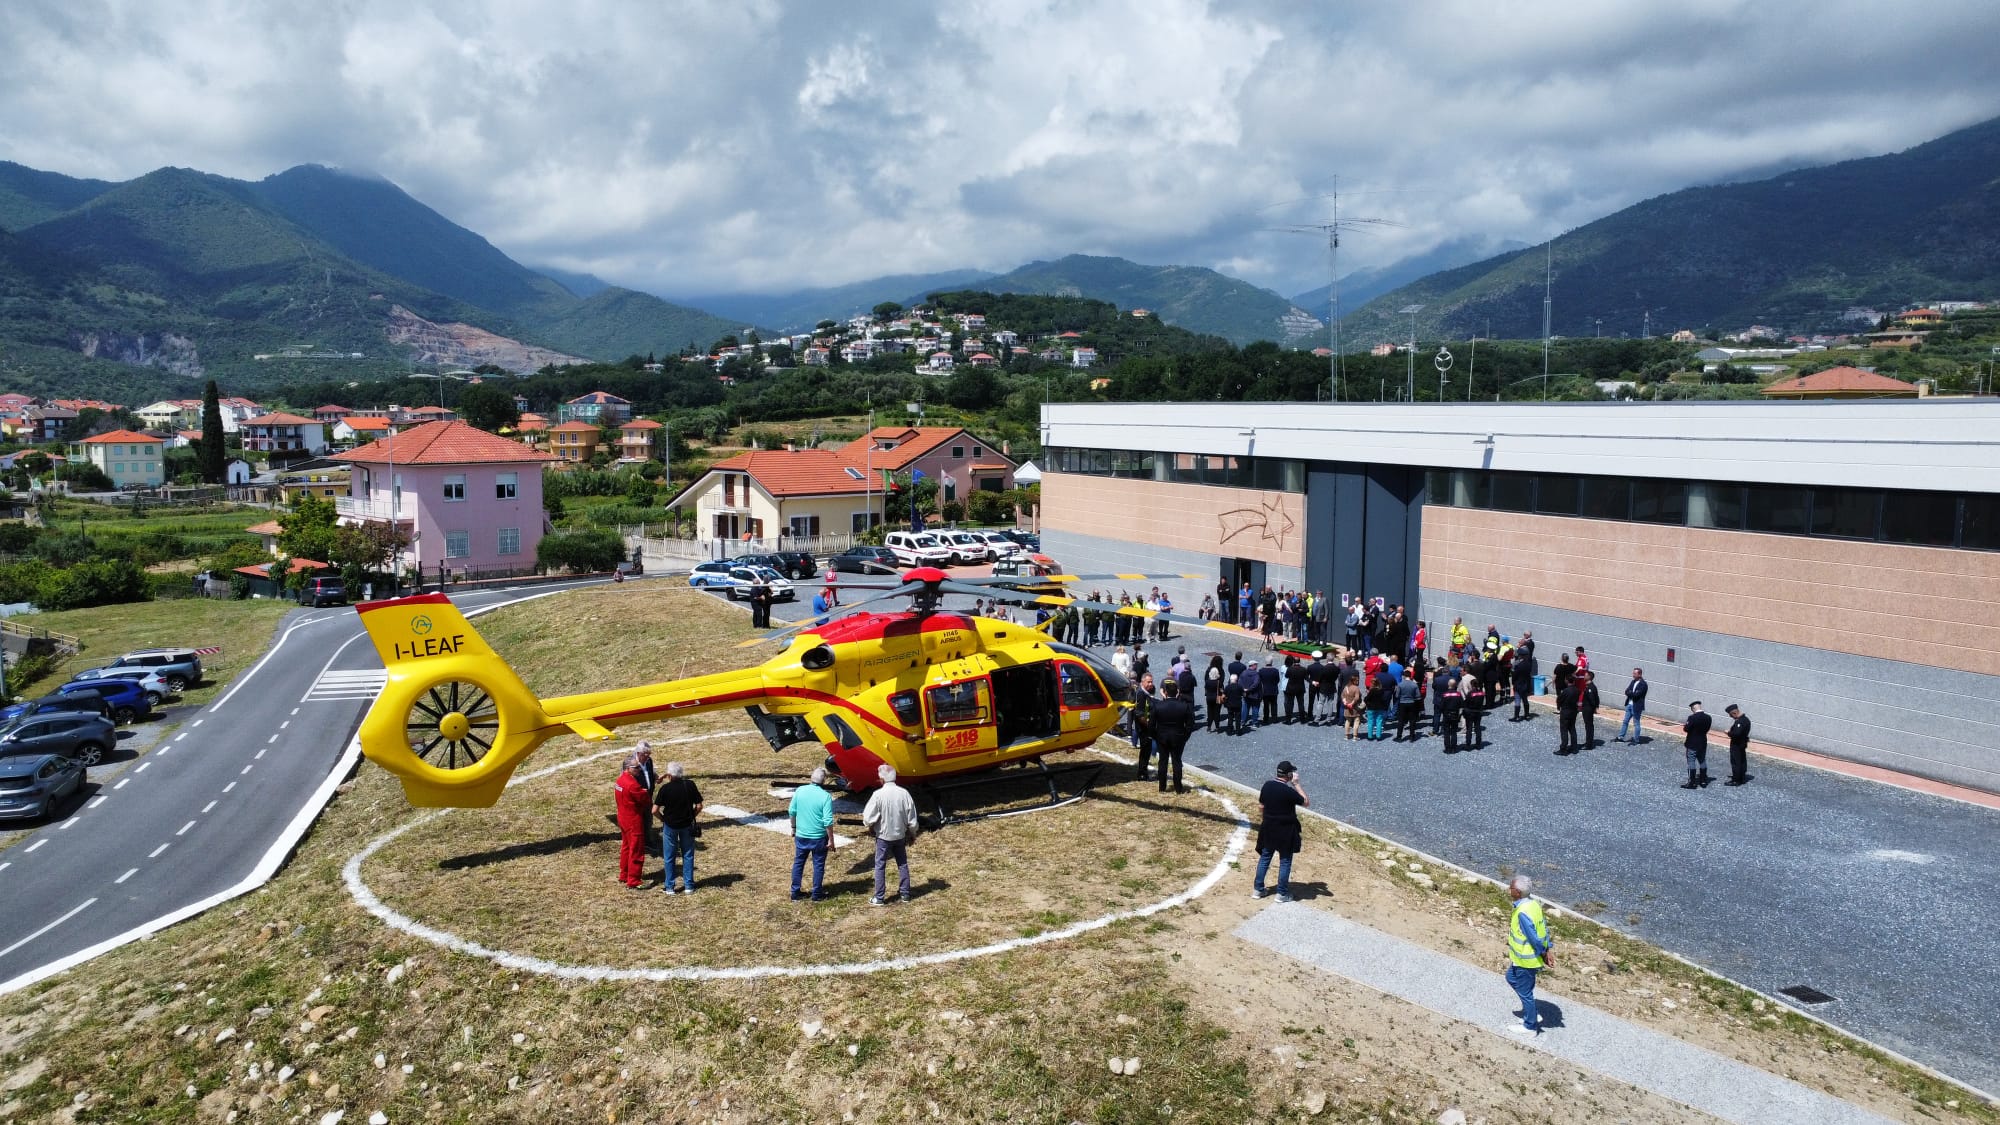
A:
[921,677,997,764]
[989,662,1060,746]
[1055,659,1109,738]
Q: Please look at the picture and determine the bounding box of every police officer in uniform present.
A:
[748,575,774,629]
[1724,704,1753,786]
[1151,681,1196,794]
[1682,701,1713,789]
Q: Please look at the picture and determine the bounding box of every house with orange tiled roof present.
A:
[615,418,664,464]
[332,415,396,444]
[677,449,881,545]
[839,425,1017,503]
[557,391,631,425]
[71,429,165,487]
[240,411,328,457]
[246,519,285,555]
[313,405,353,426]
[547,420,601,465]
[333,421,554,576]
[1760,367,1918,400]
[509,412,550,452]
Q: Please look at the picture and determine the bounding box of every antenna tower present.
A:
[1270,179,1400,402]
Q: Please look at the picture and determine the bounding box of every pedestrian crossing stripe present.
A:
[304,668,388,702]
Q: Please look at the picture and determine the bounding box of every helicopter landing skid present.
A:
[917,758,1106,829]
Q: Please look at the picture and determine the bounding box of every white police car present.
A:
[687,562,796,601]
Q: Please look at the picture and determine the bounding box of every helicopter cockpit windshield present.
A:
[1046,641,1131,700]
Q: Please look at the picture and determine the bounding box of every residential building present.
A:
[1900,308,1943,325]
[240,412,329,457]
[1760,367,1918,400]
[616,418,664,464]
[405,405,458,423]
[927,351,955,371]
[333,416,395,444]
[22,407,78,442]
[1039,398,2000,793]
[839,425,1017,502]
[967,352,999,367]
[313,405,353,427]
[557,391,632,425]
[548,421,601,464]
[72,429,165,487]
[277,467,350,504]
[802,346,831,366]
[1071,347,1098,368]
[136,399,198,431]
[678,449,879,545]
[332,420,554,577]
[512,412,550,451]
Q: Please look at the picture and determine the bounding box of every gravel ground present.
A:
[1124,627,2000,1098]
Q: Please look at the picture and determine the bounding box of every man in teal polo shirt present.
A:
[789,766,837,901]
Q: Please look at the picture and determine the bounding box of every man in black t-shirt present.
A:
[653,760,705,895]
[1252,760,1310,902]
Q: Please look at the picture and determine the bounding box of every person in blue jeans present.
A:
[1252,760,1309,901]
[652,760,704,894]
[788,766,836,901]
[1616,667,1648,743]
[1505,875,1554,1033]
[1242,662,1263,730]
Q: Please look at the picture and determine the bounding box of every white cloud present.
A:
[1,0,1996,299]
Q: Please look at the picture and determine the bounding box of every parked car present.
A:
[883,531,954,567]
[0,693,111,728]
[689,564,796,601]
[830,546,901,574]
[53,679,153,724]
[937,530,992,564]
[728,553,788,573]
[0,712,117,767]
[1002,529,1041,552]
[0,752,85,822]
[71,647,203,692]
[68,668,173,708]
[771,549,817,580]
[298,575,347,607]
[974,530,1023,560]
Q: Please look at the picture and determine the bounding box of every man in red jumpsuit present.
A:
[613,753,650,888]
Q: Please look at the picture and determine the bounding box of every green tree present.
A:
[278,492,340,562]
[872,301,903,319]
[457,383,521,432]
[199,380,226,483]
[536,528,626,572]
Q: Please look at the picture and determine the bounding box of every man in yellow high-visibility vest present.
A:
[1506,875,1554,1035]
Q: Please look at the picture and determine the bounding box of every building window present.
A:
[1810,487,1879,540]
[1577,477,1631,522]
[443,475,465,502]
[1490,472,1535,513]
[1631,480,1688,525]
[445,530,470,558]
[1962,495,2000,551]
[1688,483,1745,530]
[851,512,881,534]
[972,446,983,457]
[1744,485,1810,536]
[789,515,821,538]
[1534,475,1580,517]
[1880,491,1959,547]
[498,527,520,555]
[952,446,964,458]
[723,474,735,506]
[495,471,518,499]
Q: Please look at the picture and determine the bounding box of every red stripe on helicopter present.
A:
[597,684,909,739]
[356,592,453,614]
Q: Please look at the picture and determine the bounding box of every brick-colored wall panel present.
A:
[1422,506,2000,677]
[1042,473,1306,567]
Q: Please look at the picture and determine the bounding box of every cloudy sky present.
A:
[5,0,1999,301]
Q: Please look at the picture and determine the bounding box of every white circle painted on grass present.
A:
[1866,848,1936,865]
[343,735,1252,981]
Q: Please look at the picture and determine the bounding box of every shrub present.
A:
[966,489,1009,525]
[0,523,38,553]
[0,560,53,604]
[4,650,60,699]
[34,558,150,610]
[940,501,965,524]
[536,528,626,573]
[31,532,96,566]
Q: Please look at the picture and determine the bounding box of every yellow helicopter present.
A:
[353,567,1252,808]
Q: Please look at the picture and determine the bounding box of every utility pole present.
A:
[1268,180,1401,402]
[1400,304,1425,403]
[1542,246,1553,402]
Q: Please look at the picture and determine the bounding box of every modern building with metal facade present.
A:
[1038,400,2000,792]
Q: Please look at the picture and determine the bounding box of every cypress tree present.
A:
[199,380,226,484]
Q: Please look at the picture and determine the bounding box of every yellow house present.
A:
[72,429,166,487]
[548,421,601,464]
[677,449,881,546]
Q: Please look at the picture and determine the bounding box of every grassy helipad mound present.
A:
[361,734,1234,971]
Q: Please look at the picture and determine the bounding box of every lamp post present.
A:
[1434,345,1454,402]
[1399,304,1425,403]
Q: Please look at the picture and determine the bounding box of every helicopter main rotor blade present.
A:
[735,581,927,648]
[949,570,1206,586]
[1030,593,1261,638]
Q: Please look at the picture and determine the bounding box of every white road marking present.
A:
[208,612,329,713]
[268,734,280,744]
[134,762,149,773]
[240,765,253,775]
[57,818,78,831]
[87,797,106,809]
[1867,849,1935,864]
[24,841,45,853]
[0,862,9,872]
[113,779,129,790]
[148,844,169,858]
[255,749,267,760]
[290,707,299,716]
[155,746,170,756]
[201,801,217,814]
[177,821,196,836]
[191,719,202,727]
[0,898,95,960]
[175,733,188,742]
[280,720,290,729]
[302,667,388,702]
[223,782,236,793]
[115,869,137,885]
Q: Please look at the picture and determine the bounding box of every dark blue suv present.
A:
[53,679,153,724]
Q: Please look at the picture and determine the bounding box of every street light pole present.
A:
[1399,303,1425,403]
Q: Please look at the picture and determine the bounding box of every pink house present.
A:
[333,421,554,578]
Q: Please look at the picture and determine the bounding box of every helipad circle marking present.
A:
[343,735,1251,981]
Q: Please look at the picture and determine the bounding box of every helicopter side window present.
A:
[926,679,992,729]
[819,713,867,750]
[888,690,923,727]
[1058,662,1107,709]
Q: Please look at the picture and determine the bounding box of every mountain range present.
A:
[1338,115,2000,344]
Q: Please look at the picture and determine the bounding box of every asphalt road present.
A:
[0,579,609,992]
[1120,627,2000,1098]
